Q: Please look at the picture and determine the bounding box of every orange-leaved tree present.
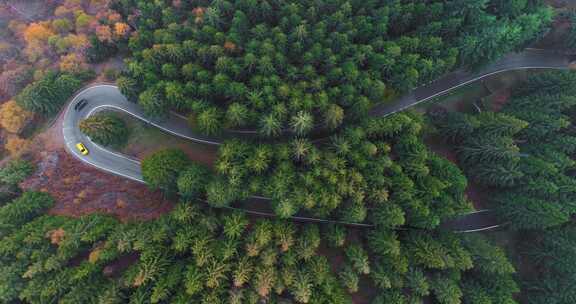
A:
[5,135,31,157]
[114,22,130,38]
[0,100,34,134]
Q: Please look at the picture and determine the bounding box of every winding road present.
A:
[62,49,571,231]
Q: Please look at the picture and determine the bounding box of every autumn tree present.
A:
[0,67,33,99]
[114,22,130,38]
[0,100,34,134]
[59,53,86,73]
[4,135,31,157]
[23,22,54,62]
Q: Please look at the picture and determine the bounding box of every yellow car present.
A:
[75,143,89,155]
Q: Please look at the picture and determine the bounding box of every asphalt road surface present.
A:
[440,210,503,233]
[62,49,571,230]
[62,84,225,183]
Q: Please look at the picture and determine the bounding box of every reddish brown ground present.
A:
[21,149,173,222]
[103,252,141,278]
[488,89,512,112]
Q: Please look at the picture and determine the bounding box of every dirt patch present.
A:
[21,150,173,222]
[93,55,126,81]
[103,252,140,278]
[532,4,573,51]
[487,89,512,112]
[424,135,458,164]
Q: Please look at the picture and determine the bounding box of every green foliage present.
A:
[0,159,34,186]
[142,149,191,194]
[323,224,347,248]
[523,225,576,303]
[568,11,576,50]
[0,191,54,239]
[222,212,249,240]
[345,243,370,275]
[116,76,139,102]
[290,111,314,136]
[372,290,406,304]
[139,88,168,120]
[177,164,211,199]
[206,177,238,208]
[203,112,469,225]
[121,0,548,135]
[339,265,359,293]
[431,274,463,304]
[0,188,518,304]
[79,113,129,147]
[195,107,223,135]
[458,4,552,70]
[434,71,576,229]
[16,71,83,115]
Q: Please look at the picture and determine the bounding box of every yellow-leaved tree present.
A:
[59,53,85,73]
[0,100,34,134]
[5,135,31,157]
[23,22,54,44]
[114,22,130,38]
[23,22,55,62]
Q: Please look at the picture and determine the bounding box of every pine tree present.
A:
[339,265,359,293]
[79,113,128,146]
[232,257,253,288]
[346,243,370,275]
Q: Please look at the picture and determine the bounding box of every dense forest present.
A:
[143,112,473,228]
[434,71,576,230]
[0,0,568,303]
[523,223,576,303]
[433,71,576,304]
[0,188,517,303]
[114,0,552,135]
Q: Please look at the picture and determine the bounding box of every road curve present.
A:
[62,49,570,230]
[61,84,503,230]
[369,49,571,117]
[61,85,375,227]
[439,209,503,233]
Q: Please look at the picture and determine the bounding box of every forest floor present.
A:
[103,110,218,167]
[21,149,173,221]
[415,69,528,115]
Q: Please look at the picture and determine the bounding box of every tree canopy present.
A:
[434,71,576,229]
[79,112,129,147]
[141,149,191,194]
[15,71,85,115]
[0,190,517,304]
[115,0,550,135]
